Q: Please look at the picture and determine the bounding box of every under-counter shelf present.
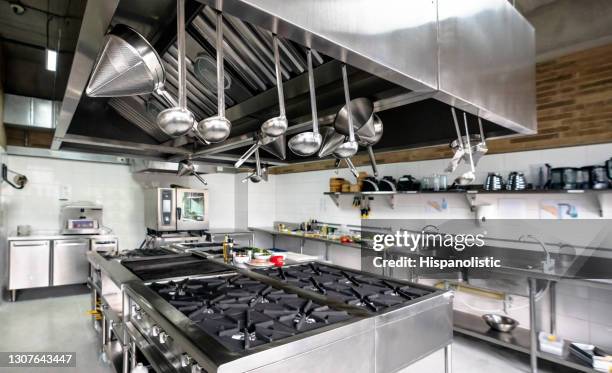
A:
[453,310,599,373]
[324,190,612,216]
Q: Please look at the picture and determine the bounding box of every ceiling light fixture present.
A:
[46,49,57,71]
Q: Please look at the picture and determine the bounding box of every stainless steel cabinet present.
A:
[9,240,51,290]
[52,238,90,285]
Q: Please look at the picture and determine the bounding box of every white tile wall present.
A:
[4,156,239,250]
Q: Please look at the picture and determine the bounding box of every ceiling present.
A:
[0,0,85,100]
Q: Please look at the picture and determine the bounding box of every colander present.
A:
[86,24,165,98]
[84,21,187,131]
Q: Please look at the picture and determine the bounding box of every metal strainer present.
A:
[86,24,165,97]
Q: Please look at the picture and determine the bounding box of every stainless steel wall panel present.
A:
[437,0,537,134]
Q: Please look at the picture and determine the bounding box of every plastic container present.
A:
[539,332,565,356]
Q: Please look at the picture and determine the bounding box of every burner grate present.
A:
[148,274,352,352]
[254,263,434,313]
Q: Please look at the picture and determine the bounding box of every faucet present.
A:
[518,234,555,273]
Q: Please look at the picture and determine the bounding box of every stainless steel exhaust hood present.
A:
[53,0,535,165]
[199,0,536,134]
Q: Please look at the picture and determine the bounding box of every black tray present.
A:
[122,255,232,281]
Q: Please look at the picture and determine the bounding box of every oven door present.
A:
[175,188,209,231]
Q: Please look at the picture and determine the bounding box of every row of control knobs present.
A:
[132,304,203,372]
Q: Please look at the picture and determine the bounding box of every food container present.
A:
[270,255,285,266]
[252,249,272,260]
[539,332,565,356]
[232,252,251,264]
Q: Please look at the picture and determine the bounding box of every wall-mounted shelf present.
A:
[324,190,612,216]
[325,191,396,209]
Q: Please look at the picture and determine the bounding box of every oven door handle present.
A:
[176,207,181,221]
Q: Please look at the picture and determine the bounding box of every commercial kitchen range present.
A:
[88,246,453,373]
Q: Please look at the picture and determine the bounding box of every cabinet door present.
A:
[9,240,50,289]
[52,239,90,286]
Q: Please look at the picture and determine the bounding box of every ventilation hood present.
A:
[130,159,222,174]
[53,0,536,167]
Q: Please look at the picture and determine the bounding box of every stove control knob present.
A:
[151,325,161,337]
[191,364,203,373]
[133,311,142,320]
[180,354,192,367]
[159,331,169,344]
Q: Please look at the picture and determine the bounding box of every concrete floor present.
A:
[0,286,112,373]
[0,288,567,373]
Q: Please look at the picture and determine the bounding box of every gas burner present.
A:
[148,274,352,352]
[254,263,433,313]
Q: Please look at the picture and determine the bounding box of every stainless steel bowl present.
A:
[482,314,518,333]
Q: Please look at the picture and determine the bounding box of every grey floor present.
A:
[0,289,567,373]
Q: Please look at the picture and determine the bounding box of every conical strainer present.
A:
[86,24,165,97]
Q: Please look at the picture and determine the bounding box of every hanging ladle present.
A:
[288,49,322,156]
[196,11,231,143]
[177,159,207,185]
[333,158,359,178]
[156,0,195,137]
[260,35,288,138]
[332,64,358,159]
[453,110,476,186]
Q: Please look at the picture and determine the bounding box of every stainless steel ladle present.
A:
[288,49,322,156]
[156,0,194,137]
[260,35,288,138]
[332,64,358,159]
[196,11,231,143]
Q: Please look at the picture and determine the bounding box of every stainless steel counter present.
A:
[249,226,364,249]
[8,232,118,241]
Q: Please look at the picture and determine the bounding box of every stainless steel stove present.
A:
[117,261,452,373]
